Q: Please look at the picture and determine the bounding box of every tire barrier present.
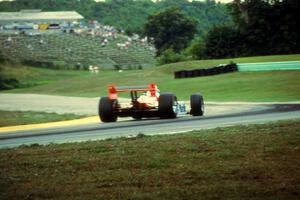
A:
[174,63,238,79]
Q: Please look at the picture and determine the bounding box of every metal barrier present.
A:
[174,61,300,79]
[238,61,300,72]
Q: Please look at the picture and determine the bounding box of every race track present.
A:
[1,104,300,149]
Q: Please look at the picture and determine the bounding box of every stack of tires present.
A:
[174,63,238,79]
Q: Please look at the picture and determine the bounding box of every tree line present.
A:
[198,0,300,59]
[1,0,298,63]
[143,0,299,64]
[0,0,231,36]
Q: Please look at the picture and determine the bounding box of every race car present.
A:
[98,83,204,122]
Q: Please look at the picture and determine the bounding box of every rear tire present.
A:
[98,97,117,122]
[190,94,204,116]
[159,93,178,119]
[132,116,142,120]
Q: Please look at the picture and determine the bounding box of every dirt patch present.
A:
[0,94,99,115]
[0,93,272,116]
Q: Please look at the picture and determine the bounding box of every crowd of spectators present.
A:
[61,21,155,52]
[1,20,155,53]
[2,30,47,52]
[0,20,156,70]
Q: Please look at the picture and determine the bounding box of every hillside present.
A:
[0,30,156,69]
[0,0,232,36]
[1,54,300,102]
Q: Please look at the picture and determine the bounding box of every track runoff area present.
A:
[0,103,300,149]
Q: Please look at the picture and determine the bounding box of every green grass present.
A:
[1,54,300,101]
[158,54,300,73]
[0,63,89,88]
[1,120,299,199]
[0,110,85,127]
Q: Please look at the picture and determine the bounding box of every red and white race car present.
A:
[98,83,204,122]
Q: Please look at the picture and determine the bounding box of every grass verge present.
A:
[158,54,300,73]
[1,120,299,199]
[0,110,85,127]
[0,63,89,89]
[1,54,300,101]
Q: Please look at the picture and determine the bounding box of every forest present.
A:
[199,0,300,58]
[0,0,231,36]
[0,0,298,62]
[146,0,299,62]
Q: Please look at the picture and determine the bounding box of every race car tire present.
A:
[159,93,178,119]
[175,70,186,79]
[187,70,194,78]
[218,66,226,74]
[198,69,205,77]
[177,70,187,78]
[203,69,210,76]
[99,97,117,122]
[190,94,204,116]
[132,116,142,120]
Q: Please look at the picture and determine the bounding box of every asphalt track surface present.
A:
[1,104,300,149]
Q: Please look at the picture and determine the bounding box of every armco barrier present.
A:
[174,63,238,79]
[238,61,300,72]
[174,61,300,79]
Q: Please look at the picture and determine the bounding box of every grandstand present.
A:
[0,10,83,29]
[0,10,156,69]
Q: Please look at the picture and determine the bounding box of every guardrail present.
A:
[174,60,300,79]
[237,61,300,71]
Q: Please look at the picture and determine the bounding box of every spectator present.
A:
[39,39,44,45]
[89,65,94,73]
[68,48,72,54]
[94,66,99,74]
[125,41,130,49]
[76,62,81,70]
[7,37,12,42]
[104,38,108,44]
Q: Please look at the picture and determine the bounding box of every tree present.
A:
[204,25,240,58]
[229,0,300,55]
[233,0,249,24]
[199,0,300,58]
[144,7,197,55]
[185,37,206,59]
[156,49,187,65]
[0,0,231,38]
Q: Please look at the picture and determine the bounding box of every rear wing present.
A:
[108,83,158,99]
